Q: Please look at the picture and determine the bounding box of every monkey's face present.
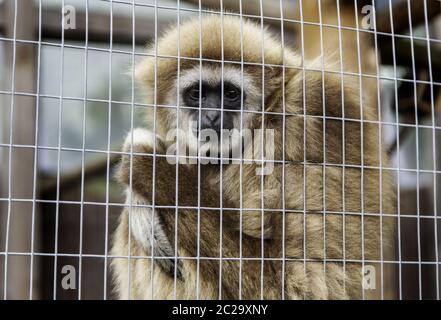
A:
[183,80,241,135]
[165,64,262,160]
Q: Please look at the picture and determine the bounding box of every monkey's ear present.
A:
[133,57,152,87]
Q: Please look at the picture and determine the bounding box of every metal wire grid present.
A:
[0,0,440,299]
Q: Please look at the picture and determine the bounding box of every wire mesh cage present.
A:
[0,0,440,300]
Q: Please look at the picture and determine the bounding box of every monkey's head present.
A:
[136,14,298,160]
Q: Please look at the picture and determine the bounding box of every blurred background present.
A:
[0,0,440,299]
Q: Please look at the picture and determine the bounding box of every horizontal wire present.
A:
[0,88,440,130]
[0,197,438,220]
[0,143,439,175]
[0,251,439,266]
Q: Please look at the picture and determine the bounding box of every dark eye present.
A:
[224,87,240,101]
[188,88,201,100]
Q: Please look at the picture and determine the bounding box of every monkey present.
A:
[110,14,396,300]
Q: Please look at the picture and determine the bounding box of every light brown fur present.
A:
[111,15,395,300]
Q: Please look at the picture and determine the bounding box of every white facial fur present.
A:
[165,65,261,160]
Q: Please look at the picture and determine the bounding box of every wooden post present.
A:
[1,0,39,299]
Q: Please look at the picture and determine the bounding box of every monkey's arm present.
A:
[116,128,213,279]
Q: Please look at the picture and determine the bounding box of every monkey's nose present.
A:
[201,111,221,131]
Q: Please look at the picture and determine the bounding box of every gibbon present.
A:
[111,14,395,300]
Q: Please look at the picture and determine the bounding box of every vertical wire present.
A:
[298,0,307,300]
[3,0,17,300]
[150,0,159,300]
[278,0,287,300]
[197,0,203,301]
[258,0,266,300]
[335,0,347,294]
[78,0,90,300]
[196,0,203,298]
[127,0,137,300]
[103,0,112,300]
[405,0,422,300]
[353,0,366,300]
[371,0,385,300]
[218,0,225,300]
[29,0,43,300]
[173,0,181,300]
[317,0,327,282]
[53,0,66,300]
[238,0,245,300]
[388,0,403,300]
[422,0,439,300]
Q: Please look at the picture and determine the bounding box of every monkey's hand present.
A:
[116,128,167,195]
[116,128,202,206]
